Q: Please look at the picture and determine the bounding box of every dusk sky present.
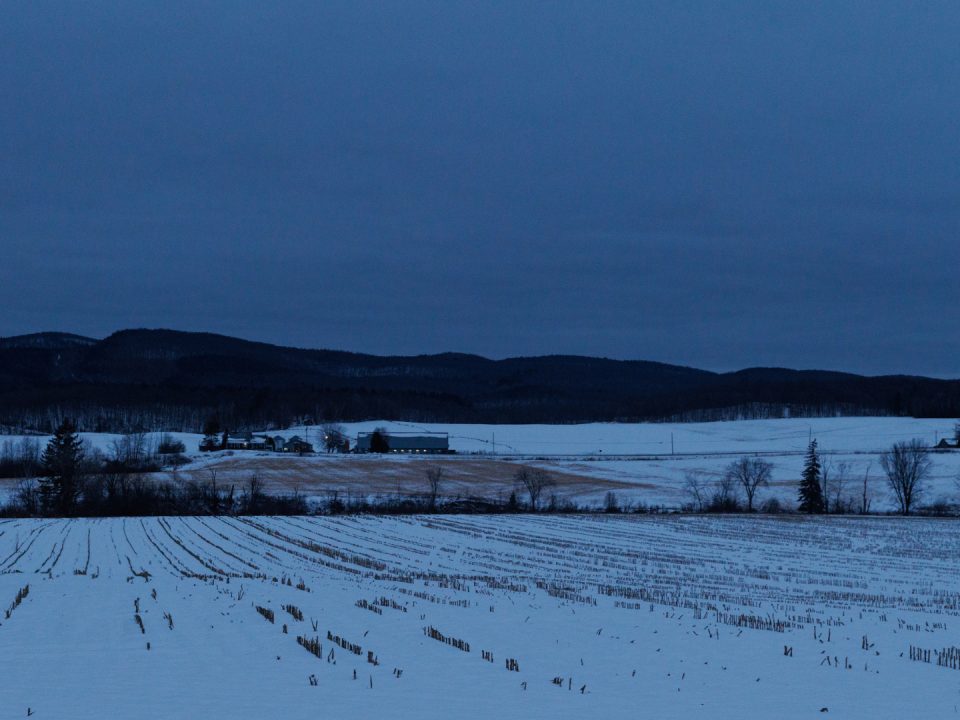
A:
[1,1,958,376]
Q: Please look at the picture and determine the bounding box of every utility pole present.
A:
[671,433,674,455]
[493,433,495,455]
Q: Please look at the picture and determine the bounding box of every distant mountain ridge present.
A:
[0,329,956,433]
[0,332,98,350]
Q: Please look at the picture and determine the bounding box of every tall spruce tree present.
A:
[798,439,825,513]
[199,417,221,451]
[39,419,85,516]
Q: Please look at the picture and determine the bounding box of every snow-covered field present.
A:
[6,417,957,511]
[346,417,957,456]
[2,515,958,718]
[99,416,950,456]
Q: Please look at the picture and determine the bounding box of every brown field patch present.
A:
[164,454,642,501]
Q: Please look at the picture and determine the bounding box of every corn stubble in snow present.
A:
[0,515,958,718]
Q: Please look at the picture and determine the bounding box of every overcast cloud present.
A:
[1,1,958,376]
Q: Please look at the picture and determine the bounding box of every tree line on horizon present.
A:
[0,395,950,437]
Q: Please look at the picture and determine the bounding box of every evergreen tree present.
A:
[369,431,390,454]
[798,439,824,513]
[39,419,85,516]
[199,417,221,451]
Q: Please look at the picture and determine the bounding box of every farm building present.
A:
[280,435,314,453]
[355,431,450,454]
[223,433,312,452]
[225,434,267,451]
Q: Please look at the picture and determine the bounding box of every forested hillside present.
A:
[0,329,957,432]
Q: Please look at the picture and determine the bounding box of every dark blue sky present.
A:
[1,1,958,376]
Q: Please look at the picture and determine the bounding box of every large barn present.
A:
[354,431,450,454]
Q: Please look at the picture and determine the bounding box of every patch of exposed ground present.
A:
[163,453,651,502]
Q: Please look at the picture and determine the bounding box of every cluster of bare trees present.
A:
[311,464,564,515]
[810,438,934,516]
[820,458,851,513]
[683,458,774,513]
[8,463,308,518]
[0,437,43,479]
[682,438,946,516]
[418,465,559,512]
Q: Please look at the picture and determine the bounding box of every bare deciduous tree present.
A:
[822,460,850,514]
[168,451,184,476]
[244,472,264,514]
[879,439,931,515]
[604,491,619,513]
[14,478,40,516]
[321,423,347,453]
[424,466,446,510]
[109,436,128,466]
[860,464,872,515]
[725,457,772,512]
[683,472,708,512]
[129,431,148,466]
[108,431,152,469]
[713,471,739,511]
[514,467,556,511]
[821,457,833,514]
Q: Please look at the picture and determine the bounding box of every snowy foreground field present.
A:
[2,515,959,718]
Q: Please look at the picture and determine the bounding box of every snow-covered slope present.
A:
[0,515,956,718]
[333,417,956,455]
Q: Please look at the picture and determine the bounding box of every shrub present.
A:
[157,436,187,455]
